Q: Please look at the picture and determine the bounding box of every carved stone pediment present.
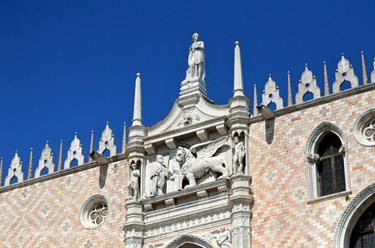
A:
[146,98,229,138]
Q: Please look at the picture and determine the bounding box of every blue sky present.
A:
[0,0,374,182]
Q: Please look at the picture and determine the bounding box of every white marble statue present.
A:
[188,33,205,81]
[175,136,229,188]
[127,162,140,200]
[233,136,245,173]
[149,155,172,197]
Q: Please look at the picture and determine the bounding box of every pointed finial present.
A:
[122,122,127,154]
[0,157,3,187]
[341,52,345,57]
[323,61,330,96]
[57,139,63,171]
[89,129,94,162]
[304,63,308,69]
[233,40,245,97]
[287,70,293,106]
[268,74,272,80]
[132,72,143,127]
[361,50,368,85]
[28,147,33,180]
[106,121,109,126]
[253,84,258,115]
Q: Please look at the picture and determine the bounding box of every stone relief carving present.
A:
[35,142,55,178]
[177,111,201,126]
[295,65,321,104]
[213,227,232,248]
[306,153,320,164]
[332,55,359,93]
[175,136,229,188]
[261,75,283,110]
[4,152,24,186]
[64,134,84,169]
[232,136,245,174]
[144,210,231,238]
[149,155,172,197]
[97,122,117,156]
[128,161,141,200]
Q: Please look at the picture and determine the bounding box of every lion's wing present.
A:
[190,136,228,159]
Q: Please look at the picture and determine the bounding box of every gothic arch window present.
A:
[306,122,350,201]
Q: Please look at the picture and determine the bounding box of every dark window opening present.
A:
[316,132,346,196]
[350,201,375,248]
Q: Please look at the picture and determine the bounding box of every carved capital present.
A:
[306,153,320,164]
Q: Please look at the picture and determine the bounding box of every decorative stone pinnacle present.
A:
[235,41,240,45]
[136,72,141,77]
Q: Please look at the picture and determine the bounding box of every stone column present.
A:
[230,173,253,248]
[124,200,144,248]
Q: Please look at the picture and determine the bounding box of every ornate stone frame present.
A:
[353,108,375,147]
[334,182,375,248]
[164,234,214,248]
[79,194,108,230]
[305,122,351,201]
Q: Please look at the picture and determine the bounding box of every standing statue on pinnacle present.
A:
[188,33,205,81]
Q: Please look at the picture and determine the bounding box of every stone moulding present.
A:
[141,179,230,212]
[164,234,214,248]
[334,182,375,248]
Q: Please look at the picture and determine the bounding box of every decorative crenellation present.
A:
[97,122,117,157]
[256,51,374,114]
[332,54,359,93]
[261,75,284,110]
[0,122,124,187]
[35,142,55,178]
[64,133,84,169]
[4,152,24,186]
[295,65,321,104]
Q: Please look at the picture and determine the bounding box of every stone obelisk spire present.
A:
[323,61,330,96]
[28,147,33,179]
[361,51,368,85]
[233,41,245,97]
[89,130,94,162]
[57,139,63,171]
[132,73,143,127]
[122,122,127,154]
[287,71,292,106]
[253,84,258,115]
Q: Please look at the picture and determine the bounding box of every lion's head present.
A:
[176,147,187,165]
